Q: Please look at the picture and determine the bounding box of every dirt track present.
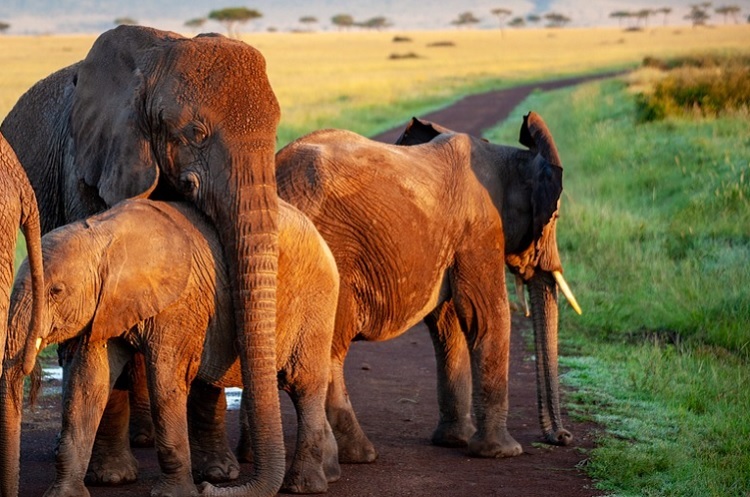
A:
[17,73,615,497]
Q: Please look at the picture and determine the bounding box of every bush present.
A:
[636,55,750,121]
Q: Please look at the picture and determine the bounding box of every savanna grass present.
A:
[485,70,750,496]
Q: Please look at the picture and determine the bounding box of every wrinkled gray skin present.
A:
[0,26,284,497]
[4,199,340,497]
[275,112,572,463]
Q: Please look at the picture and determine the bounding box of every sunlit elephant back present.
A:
[0,25,284,497]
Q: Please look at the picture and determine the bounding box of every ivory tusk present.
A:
[552,271,582,315]
[35,337,43,351]
[515,275,530,317]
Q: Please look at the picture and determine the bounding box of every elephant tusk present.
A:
[552,271,582,315]
[35,337,43,351]
[515,274,530,317]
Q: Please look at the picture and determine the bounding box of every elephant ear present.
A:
[520,112,564,240]
[71,26,182,206]
[89,202,192,342]
[395,117,443,145]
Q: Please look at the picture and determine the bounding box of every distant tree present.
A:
[715,5,741,23]
[452,11,481,28]
[491,8,512,37]
[331,14,355,30]
[0,21,9,34]
[361,17,391,30]
[635,9,654,27]
[656,7,672,25]
[509,17,525,27]
[184,17,207,32]
[543,12,571,28]
[526,14,541,24]
[685,4,711,26]
[208,7,262,37]
[609,10,631,28]
[299,16,318,31]
[114,17,138,26]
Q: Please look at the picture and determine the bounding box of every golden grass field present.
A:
[1,25,749,138]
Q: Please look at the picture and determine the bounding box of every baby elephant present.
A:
[3,199,340,497]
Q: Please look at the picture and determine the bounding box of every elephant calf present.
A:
[1,199,340,497]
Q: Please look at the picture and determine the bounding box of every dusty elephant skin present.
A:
[275,111,574,463]
[3,199,340,497]
[0,25,284,496]
[0,134,46,497]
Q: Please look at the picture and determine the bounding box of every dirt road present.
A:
[17,73,614,496]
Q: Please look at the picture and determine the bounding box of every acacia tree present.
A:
[361,17,391,30]
[184,17,207,32]
[491,8,512,36]
[0,22,9,34]
[526,14,541,25]
[656,7,672,25]
[208,7,262,37]
[452,11,481,28]
[544,12,572,27]
[331,14,355,30]
[299,16,318,31]
[685,4,711,26]
[609,10,631,27]
[114,17,137,26]
[715,5,741,23]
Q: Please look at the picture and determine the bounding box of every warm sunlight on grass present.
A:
[1,25,749,141]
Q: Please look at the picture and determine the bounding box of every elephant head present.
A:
[396,112,580,446]
[68,26,281,495]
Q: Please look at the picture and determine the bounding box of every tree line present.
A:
[0,4,747,36]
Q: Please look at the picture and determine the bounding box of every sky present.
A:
[1,0,747,35]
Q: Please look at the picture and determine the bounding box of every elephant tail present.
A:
[17,168,46,377]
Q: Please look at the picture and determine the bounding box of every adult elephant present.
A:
[0,26,284,497]
[0,133,45,389]
[275,112,580,463]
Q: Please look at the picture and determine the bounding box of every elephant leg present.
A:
[128,353,155,447]
[282,380,341,493]
[188,380,240,484]
[85,388,139,486]
[144,348,198,497]
[425,302,476,448]
[452,247,522,459]
[45,340,131,497]
[326,350,377,463]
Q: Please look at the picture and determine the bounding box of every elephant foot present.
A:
[467,430,523,458]
[282,465,329,494]
[43,482,91,497]
[191,444,240,484]
[335,432,378,464]
[151,477,199,497]
[85,446,139,486]
[431,419,476,448]
[544,428,573,446]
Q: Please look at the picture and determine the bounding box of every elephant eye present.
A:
[192,122,210,145]
[49,282,66,300]
[179,171,201,197]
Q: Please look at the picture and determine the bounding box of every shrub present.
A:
[636,55,750,121]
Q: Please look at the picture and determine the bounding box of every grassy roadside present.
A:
[485,71,750,495]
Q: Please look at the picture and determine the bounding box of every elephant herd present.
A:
[0,25,581,497]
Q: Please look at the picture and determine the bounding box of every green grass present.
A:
[485,72,750,496]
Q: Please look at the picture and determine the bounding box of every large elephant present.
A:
[275,112,580,463]
[0,134,44,382]
[3,199,340,497]
[0,26,284,496]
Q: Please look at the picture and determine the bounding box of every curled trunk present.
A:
[528,271,572,446]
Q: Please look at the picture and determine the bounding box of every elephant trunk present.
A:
[0,367,24,497]
[202,146,285,497]
[528,271,572,446]
[0,277,35,497]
